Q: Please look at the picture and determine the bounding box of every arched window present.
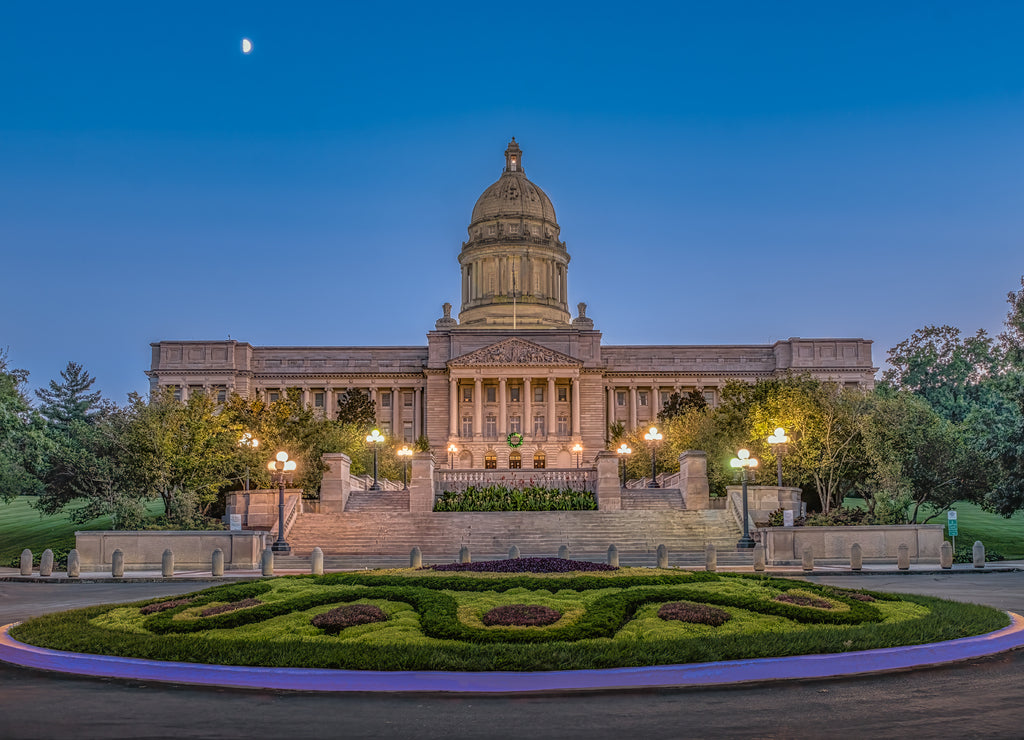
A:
[484,451,497,469]
[533,451,546,469]
[509,451,522,469]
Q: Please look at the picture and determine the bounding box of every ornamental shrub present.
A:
[432,557,616,573]
[312,604,388,634]
[482,604,562,627]
[434,484,597,512]
[657,601,732,627]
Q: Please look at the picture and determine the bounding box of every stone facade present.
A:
[148,140,876,470]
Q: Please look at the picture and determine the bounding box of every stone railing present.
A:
[350,474,403,491]
[435,468,597,494]
[269,493,302,540]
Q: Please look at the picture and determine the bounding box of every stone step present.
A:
[344,490,411,512]
[273,550,754,570]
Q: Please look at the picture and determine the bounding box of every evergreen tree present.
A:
[35,361,102,425]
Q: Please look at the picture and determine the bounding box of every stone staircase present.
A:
[283,509,751,568]
[344,489,410,512]
[620,487,685,510]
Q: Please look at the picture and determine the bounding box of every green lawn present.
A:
[0,496,165,564]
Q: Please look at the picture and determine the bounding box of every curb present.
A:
[2,612,1022,694]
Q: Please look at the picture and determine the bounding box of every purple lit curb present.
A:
[2,613,1022,694]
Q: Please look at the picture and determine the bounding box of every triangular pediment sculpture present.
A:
[448,338,582,368]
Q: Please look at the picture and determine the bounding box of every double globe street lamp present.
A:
[266,451,297,554]
[644,426,663,488]
[366,429,385,491]
[767,427,790,487]
[730,448,759,549]
[616,443,632,488]
[238,432,259,491]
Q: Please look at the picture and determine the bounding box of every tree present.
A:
[658,390,707,422]
[35,361,103,426]
[0,352,47,501]
[336,388,377,427]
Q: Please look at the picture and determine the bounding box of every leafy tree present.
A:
[336,388,377,427]
[658,390,707,422]
[35,362,103,426]
[0,352,48,501]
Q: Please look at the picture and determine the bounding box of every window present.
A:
[484,451,497,469]
[510,386,521,402]
[190,386,205,397]
[268,391,280,403]
[380,422,390,436]
[703,390,716,406]
[534,385,544,403]
[462,416,473,437]
[484,415,497,438]
[616,391,626,407]
[509,451,522,469]
[314,392,325,408]
[661,391,671,408]
[381,391,392,408]
[533,451,546,469]
[172,386,182,402]
[403,422,413,443]
[558,386,567,402]
[462,386,473,403]
[533,415,545,436]
[216,388,227,404]
[486,386,496,403]
[509,415,521,434]
[404,392,414,407]
[557,415,569,436]
[638,391,649,407]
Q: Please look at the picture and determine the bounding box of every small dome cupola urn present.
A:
[505,137,523,173]
[458,140,571,329]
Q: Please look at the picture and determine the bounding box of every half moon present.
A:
[241,38,253,54]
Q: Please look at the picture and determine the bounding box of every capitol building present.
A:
[147,139,876,470]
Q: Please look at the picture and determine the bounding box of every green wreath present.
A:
[506,432,524,448]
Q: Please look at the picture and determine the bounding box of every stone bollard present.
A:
[850,543,863,572]
[802,547,814,572]
[459,546,471,564]
[973,541,985,569]
[753,542,766,572]
[19,549,32,576]
[558,545,570,559]
[311,547,324,575]
[607,544,619,568]
[656,544,668,569]
[508,545,520,559]
[211,548,224,577]
[897,543,910,571]
[705,543,717,572]
[39,549,54,577]
[162,549,174,578]
[67,549,80,579]
[409,547,422,569]
[111,548,124,578]
[261,547,274,576]
[940,541,953,569]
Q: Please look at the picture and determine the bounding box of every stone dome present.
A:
[469,138,557,226]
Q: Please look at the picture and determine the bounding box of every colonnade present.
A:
[448,374,581,440]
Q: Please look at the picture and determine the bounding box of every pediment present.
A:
[448,338,582,368]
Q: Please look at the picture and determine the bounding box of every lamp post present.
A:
[366,429,385,490]
[767,427,789,487]
[644,426,663,488]
[572,442,583,469]
[730,448,759,549]
[238,433,259,491]
[266,451,296,554]
[397,445,413,489]
[616,443,632,488]
[448,443,458,470]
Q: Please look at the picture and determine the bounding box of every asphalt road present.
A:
[1,574,1022,740]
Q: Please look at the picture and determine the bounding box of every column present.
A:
[547,376,556,438]
[414,387,422,438]
[474,377,482,437]
[449,377,458,437]
[301,387,309,407]
[607,385,615,430]
[325,385,334,418]
[572,377,581,436]
[629,386,638,430]
[651,384,659,420]
[524,378,532,436]
[391,386,400,439]
[498,377,507,435]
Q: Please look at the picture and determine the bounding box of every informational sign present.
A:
[947,510,958,537]
[783,510,795,527]
[229,514,242,531]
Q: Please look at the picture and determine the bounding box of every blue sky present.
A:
[2,1,1022,401]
